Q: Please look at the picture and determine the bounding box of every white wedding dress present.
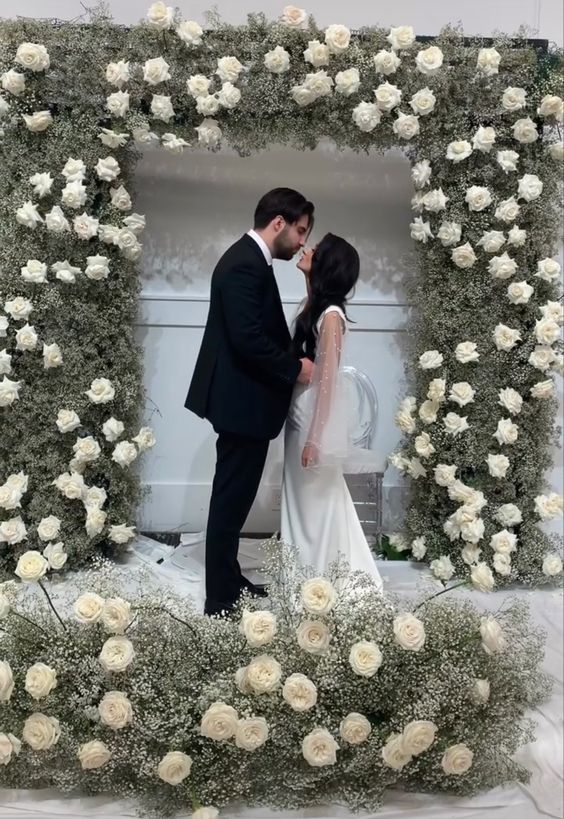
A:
[280,305,383,590]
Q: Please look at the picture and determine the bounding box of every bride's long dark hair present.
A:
[291,232,360,359]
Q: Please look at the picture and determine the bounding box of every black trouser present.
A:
[204,430,269,614]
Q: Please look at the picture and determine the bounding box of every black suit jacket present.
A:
[185,234,301,440]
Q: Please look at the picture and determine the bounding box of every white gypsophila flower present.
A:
[501,86,526,111]
[382,733,412,770]
[477,230,505,253]
[536,258,561,283]
[489,252,517,280]
[374,81,402,112]
[280,5,307,27]
[157,751,193,784]
[303,39,330,67]
[419,350,443,370]
[216,56,244,83]
[513,116,538,143]
[472,125,496,153]
[477,47,501,76]
[108,524,136,544]
[437,221,461,246]
[201,701,238,740]
[196,118,222,147]
[264,46,291,74]
[465,185,492,211]
[235,717,269,751]
[301,577,336,615]
[493,324,521,352]
[352,101,381,132]
[176,20,203,47]
[112,441,138,468]
[542,554,563,577]
[393,112,420,140]
[507,281,533,305]
[105,60,130,88]
[416,45,443,75]
[282,673,317,711]
[411,159,432,188]
[86,378,115,404]
[302,728,339,767]
[29,171,53,197]
[486,453,510,478]
[339,713,371,744]
[374,50,401,76]
[415,431,435,458]
[297,619,331,654]
[495,503,522,527]
[349,640,383,677]
[78,740,111,770]
[324,24,351,54]
[517,173,543,202]
[334,67,360,96]
[494,418,519,445]
[441,743,474,775]
[239,609,277,648]
[146,2,174,30]
[431,555,455,581]
[451,242,477,268]
[538,94,564,122]
[25,663,57,700]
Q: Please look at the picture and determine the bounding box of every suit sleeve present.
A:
[220,262,301,387]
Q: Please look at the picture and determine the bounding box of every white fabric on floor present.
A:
[1,536,562,819]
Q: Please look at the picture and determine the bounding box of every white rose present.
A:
[85,255,110,281]
[426,378,445,403]
[301,577,336,615]
[43,541,67,571]
[501,86,527,111]
[507,226,527,247]
[418,399,439,424]
[493,324,521,351]
[132,127,159,144]
[536,258,561,283]
[452,243,477,269]
[96,157,120,183]
[411,536,427,559]
[339,713,371,744]
[73,213,99,240]
[302,728,339,767]
[442,743,474,775]
[444,412,469,436]
[196,118,222,147]
[150,93,175,122]
[393,612,425,651]
[409,87,436,115]
[25,663,57,700]
[549,141,564,161]
[22,714,60,750]
[73,435,101,464]
[382,733,412,769]
[507,281,533,305]
[21,259,47,284]
[411,159,432,189]
[477,47,501,76]
[493,553,512,576]
[15,323,38,352]
[99,636,135,672]
[542,554,563,577]
[98,690,133,729]
[53,470,85,500]
[23,110,53,132]
[480,615,507,654]
[234,666,252,694]
[61,180,87,209]
[303,39,330,67]
[281,5,307,27]
[374,50,402,76]
[176,20,203,46]
[157,751,193,784]
[419,350,444,370]
[186,74,211,98]
[498,387,522,415]
[143,57,171,86]
[282,673,317,711]
[85,508,107,538]
[470,562,495,592]
[538,94,564,121]
[106,90,130,117]
[146,2,173,30]
[218,82,241,109]
[486,453,510,478]
[335,67,360,96]
[16,200,43,229]
[108,524,136,544]
[513,116,538,143]
[105,60,130,87]
[123,213,146,234]
[235,717,269,751]
[324,24,350,54]
[86,377,115,404]
[74,592,105,624]
[102,598,132,634]
[374,81,402,112]
[352,101,381,132]
[407,458,426,479]
[434,464,457,487]
[402,721,437,755]
[415,431,435,458]
[303,70,334,98]
[45,206,70,233]
[437,221,461,246]
[472,125,496,153]
[84,486,106,510]
[494,418,519,445]
[448,382,475,407]
[216,56,243,83]
[0,661,14,701]
[29,171,53,197]
[477,230,505,253]
[489,252,517,280]
[0,376,22,407]
[387,25,415,51]
[495,197,520,223]
[112,441,138,468]
[416,45,443,75]
[56,409,80,433]
[535,317,560,346]
[62,157,86,182]
[535,493,564,521]
[1,517,28,548]
[465,185,492,212]
[109,186,132,211]
[37,515,61,542]
[200,701,238,740]
[431,555,455,581]
[462,545,482,565]
[393,112,420,140]
[239,609,277,647]
[490,529,518,556]
[297,619,331,654]
[540,301,564,324]
[349,640,383,677]
[531,379,555,399]
[496,503,522,527]
[246,654,282,694]
[291,84,316,107]
[264,46,290,74]
[1,69,25,95]
[78,740,111,770]
[0,733,21,765]
[516,174,543,205]
[195,94,220,115]
[0,481,20,509]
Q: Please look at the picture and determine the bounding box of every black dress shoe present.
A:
[239,577,268,598]
[204,601,236,618]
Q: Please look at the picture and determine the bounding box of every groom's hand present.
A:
[297,357,313,384]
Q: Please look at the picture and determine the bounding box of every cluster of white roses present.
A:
[0,42,52,132]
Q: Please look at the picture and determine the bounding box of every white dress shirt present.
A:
[247,229,273,266]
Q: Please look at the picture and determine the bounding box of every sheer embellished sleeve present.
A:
[304,309,348,464]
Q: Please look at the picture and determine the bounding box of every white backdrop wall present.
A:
[1,0,562,535]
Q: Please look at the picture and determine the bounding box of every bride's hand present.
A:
[301,443,319,468]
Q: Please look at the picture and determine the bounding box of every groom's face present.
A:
[272,214,311,261]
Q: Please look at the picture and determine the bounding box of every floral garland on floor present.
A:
[0,3,562,583]
[0,544,552,817]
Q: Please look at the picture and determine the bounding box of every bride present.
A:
[280,233,383,590]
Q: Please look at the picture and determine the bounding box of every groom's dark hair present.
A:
[254,187,314,230]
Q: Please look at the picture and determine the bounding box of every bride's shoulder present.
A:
[320,305,346,324]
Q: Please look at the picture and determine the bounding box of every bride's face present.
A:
[296,245,315,276]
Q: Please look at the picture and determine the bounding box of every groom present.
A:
[185,188,315,616]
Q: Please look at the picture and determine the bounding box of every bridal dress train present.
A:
[280,305,383,591]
